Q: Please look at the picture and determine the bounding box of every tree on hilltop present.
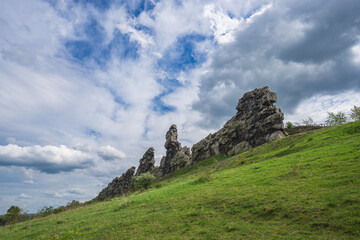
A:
[325,111,347,126]
[350,105,360,121]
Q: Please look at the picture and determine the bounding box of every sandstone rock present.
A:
[135,147,155,176]
[159,124,191,176]
[191,86,286,162]
[97,166,136,201]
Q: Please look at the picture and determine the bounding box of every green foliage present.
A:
[134,172,155,191]
[285,121,295,129]
[37,206,54,217]
[66,200,80,209]
[1,121,360,239]
[300,117,314,126]
[350,105,360,121]
[53,206,66,214]
[0,216,7,226]
[5,206,26,224]
[325,111,347,126]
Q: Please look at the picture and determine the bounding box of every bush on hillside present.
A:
[285,121,295,129]
[325,111,347,126]
[134,172,155,191]
[301,117,314,126]
[5,206,27,224]
[37,206,54,216]
[350,105,360,121]
[0,215,7,226]
[66,200,81,209]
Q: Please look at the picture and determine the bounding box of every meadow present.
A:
[1,120,359,239]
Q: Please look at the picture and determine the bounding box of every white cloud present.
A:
[98,145,126,160]
[204,3,242,43]
[18,193,31,200]
[24,180,34,184]
[285,91,360,124]
[351,41,360,65]
[0,144,93,173]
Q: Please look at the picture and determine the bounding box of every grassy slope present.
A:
[1,121,360,240]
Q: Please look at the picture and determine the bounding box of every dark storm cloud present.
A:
[279,0,360,63]
[193,0,360,128]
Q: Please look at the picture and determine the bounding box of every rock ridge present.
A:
[96,86,286,200]
[191,86,286,163]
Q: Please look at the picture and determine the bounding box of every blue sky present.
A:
[0,0,360,214]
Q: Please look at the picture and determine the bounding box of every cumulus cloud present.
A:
[0,144,93,173]
[43,187,87,199]
[17,193,32,200]
[97,145,126,161]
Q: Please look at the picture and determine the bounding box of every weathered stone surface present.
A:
[168,146,191,173]
[135,147,155,176]
[159,125,191,176]
[191,86,286,163]
[97,166,136,201]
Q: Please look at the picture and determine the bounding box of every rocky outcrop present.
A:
[97,166,136,201]
[97,87,287,200]
[135,147,155,176]
[158,125,191,176]
[191,86,286,163]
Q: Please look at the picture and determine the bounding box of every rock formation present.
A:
[158,124,191,176]
[97,166,136,201]
[191,86,286,163]
[97,86,287,200]
[135,147,155,176]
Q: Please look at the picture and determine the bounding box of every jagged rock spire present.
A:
[159,124,191,176]
[135,147,155,176]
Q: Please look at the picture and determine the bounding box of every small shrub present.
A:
[37,206,54,216]
[5,206,27,224]
[285,121,295,129]
[134,172,155,191]
[325,111,347,126]
[350,105,360,121]
[53,206,65,214]
[66,200,80,209]
[0,216,7,226]
[301,117,314,126]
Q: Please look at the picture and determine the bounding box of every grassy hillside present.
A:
[1,121,360,239]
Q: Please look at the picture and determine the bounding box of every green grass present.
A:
[1,121,360,239]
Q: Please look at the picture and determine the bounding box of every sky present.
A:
[0,0,359,214]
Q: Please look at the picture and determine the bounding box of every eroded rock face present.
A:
[159,125,191,176]
[191,86,286,163]
[135,147,155,176]
[97,166,136,201]
[169,146,191,172]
